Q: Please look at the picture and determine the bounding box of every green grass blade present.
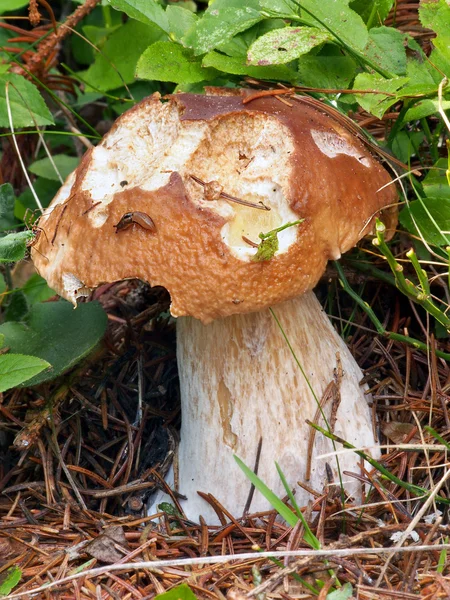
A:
[275,462,320,550]
[234,455,299,527]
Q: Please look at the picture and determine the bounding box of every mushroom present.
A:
[32,89,397,522]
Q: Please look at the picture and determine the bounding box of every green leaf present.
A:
[22,273,56,305]
[419,0,450,38]
[203,51,296,81]
[403,99,450,122]
[399,198,450,246]
[0,0,28,12]
[83,20,164,92]
[349,0,394,26]
[137,41,217,84]
[0,74,53,128]
[166,6,197,42]
[0,231,34,264]
[259,0,299,18]
[234,455,299,526]
[0,183,18,231]
[298,0,369,52]
[28,155,79,182]
[108,0,169,33]
[0,300,108,386]
[183,0,263,56]
[247,26,330,65]
[422,158,450,200]
[4,291,29,323]
[327,583,354,600]
[391,130,424,164]
[155,584,198,600]
[297,44,357,89]
[353,73,409,118]
[363,26,407,76]
[0,354,50,393]
[0,566,22,597]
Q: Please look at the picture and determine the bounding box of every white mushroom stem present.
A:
[176,292,380,523]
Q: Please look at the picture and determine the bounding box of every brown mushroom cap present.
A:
[32,89,397,323]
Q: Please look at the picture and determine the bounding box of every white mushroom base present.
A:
[176,293,380,523]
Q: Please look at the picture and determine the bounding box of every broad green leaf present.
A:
[399,198,450,246]
[234,455,299,526]
[0,0,28,12]
[327,583,354,600]
[29,155,79,182]
[349,0,394,26]
[419,0,450,38]
[83,20,164,92]
[422,158,450,199]
[364,27,407,76]
[4,291,28,323]
[108,0,169,33]
[82,24,120,48]
[298,0,369,52]
[259,0,299,17]
[247,26,330,65]
[0,566,22,597]
[183,0,263,56]
[391,130,424,164]
[0,354,50,392]
[217,19,286,58]
[22,274,56,305]
[404,99,450,122]
[0,231,33,264]
[155,584,198,600]
[166,6,197,42]
[0,74,53,128]
[137,41,217,84]
[297,45,357,89]
[203,51,296,81]
[0,183,18,231]
[353,73,409,118]
[0,300,108,386]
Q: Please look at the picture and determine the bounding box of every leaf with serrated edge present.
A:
[247,26,330,65]
[203,51,296,81]
[0,74,53,128]
[353,73,409,118]
[298,0,368,51]
[183,0,263,56]
[108,0,169,33]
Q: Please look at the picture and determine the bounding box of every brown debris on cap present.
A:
[32,89,398,323]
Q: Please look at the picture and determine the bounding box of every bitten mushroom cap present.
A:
[32,89,397,323]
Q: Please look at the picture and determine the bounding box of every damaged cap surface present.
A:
[32,89,397,323]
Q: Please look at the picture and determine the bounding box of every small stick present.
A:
[242,235,259,248]
[242,88,295,104]
[190,174,270,211]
